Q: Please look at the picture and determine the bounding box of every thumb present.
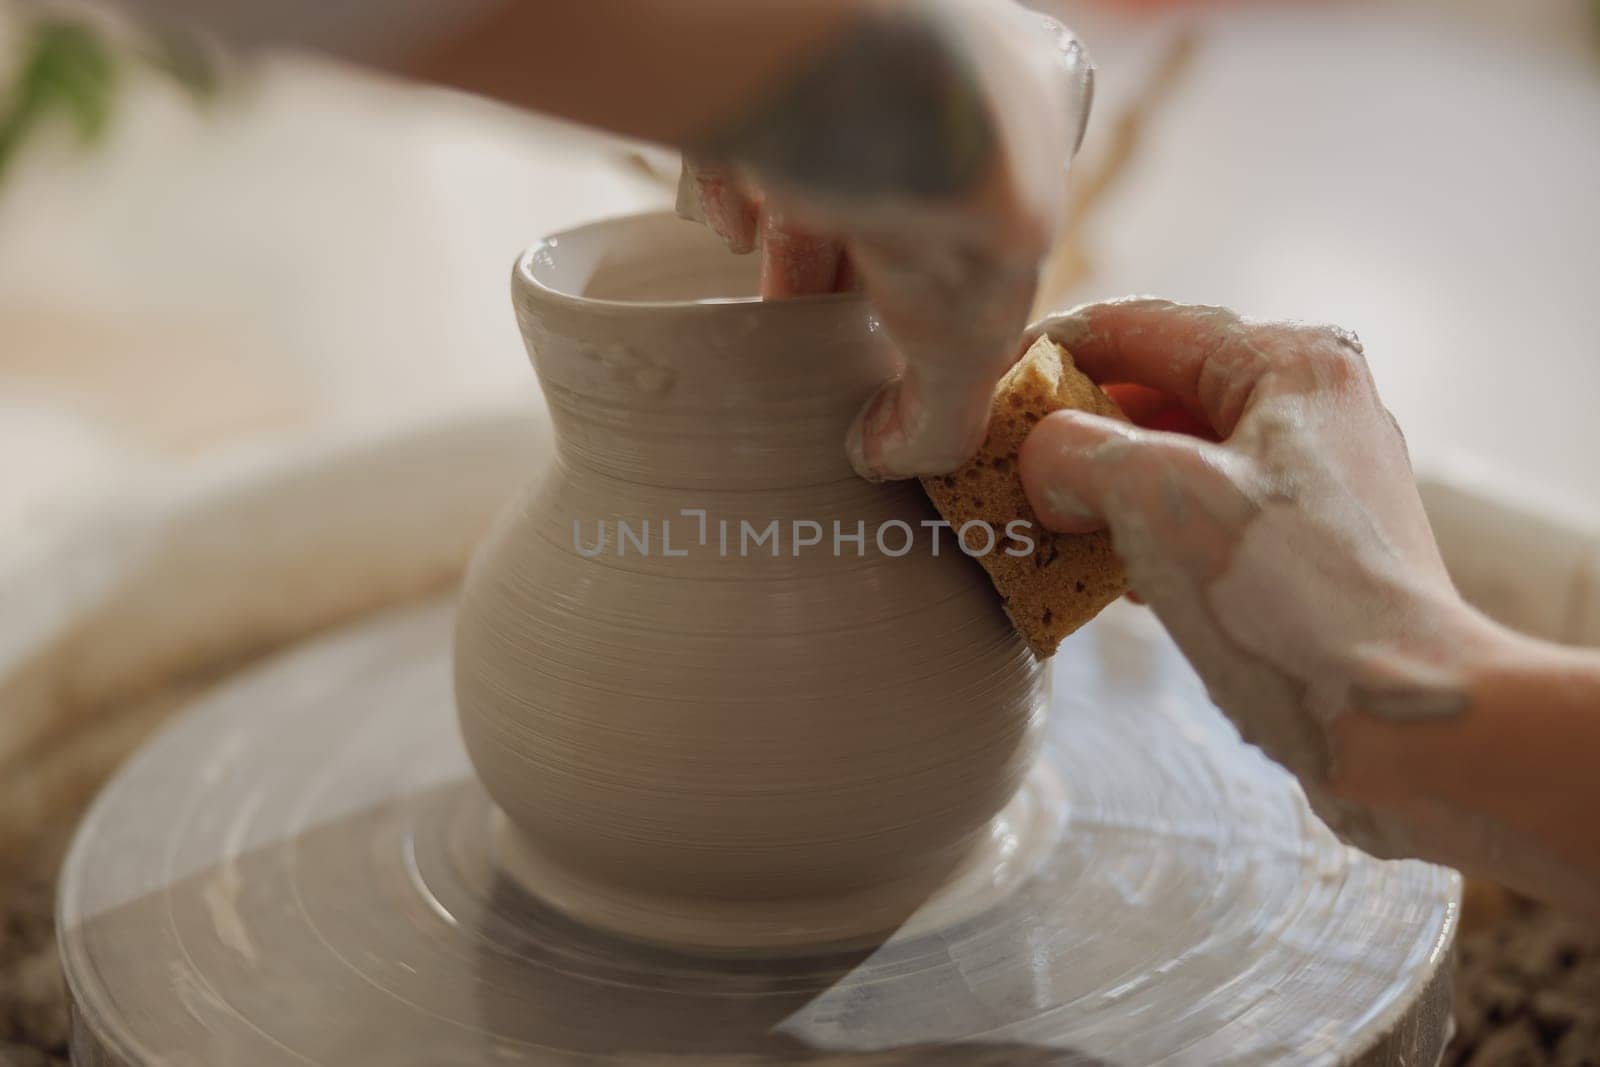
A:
[843,252,1038,481]
[846,364,998,481]
[1018,409,1245,535]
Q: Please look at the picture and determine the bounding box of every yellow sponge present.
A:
[920,336,1127,657]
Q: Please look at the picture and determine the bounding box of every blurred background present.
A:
[3,0,1599,624]
[1,1,1598,1064]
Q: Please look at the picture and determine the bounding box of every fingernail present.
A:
[845,392,889,481]
[867,386,899,437]
[848,382,924,481]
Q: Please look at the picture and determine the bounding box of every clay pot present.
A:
[454,212,1047,949]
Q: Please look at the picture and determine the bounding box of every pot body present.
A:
[455,213,1046,922]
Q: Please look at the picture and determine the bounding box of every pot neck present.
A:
[513,292,893,491]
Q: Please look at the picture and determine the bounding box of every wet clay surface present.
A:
[456,215,1048,947]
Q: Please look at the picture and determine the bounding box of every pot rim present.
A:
[513,211,868,315]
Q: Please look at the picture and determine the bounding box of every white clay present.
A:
[454,213,1050,950]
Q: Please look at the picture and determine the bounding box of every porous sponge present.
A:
[920,336,1127,657]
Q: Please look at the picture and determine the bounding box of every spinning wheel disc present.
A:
[59,597,1455,1065]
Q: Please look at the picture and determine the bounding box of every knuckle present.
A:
[1306,321,1369,364]
[1193,326,1265,430]
[1268,321,1373,392]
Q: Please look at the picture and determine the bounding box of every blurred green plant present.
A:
[0,14,218,182]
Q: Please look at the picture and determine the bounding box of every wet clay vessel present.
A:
[453,212,1049,950]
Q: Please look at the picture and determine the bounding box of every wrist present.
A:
[1328,608,1600,915]
[1327,599,1517,812]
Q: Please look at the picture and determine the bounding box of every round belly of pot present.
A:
[452,213,1047,951]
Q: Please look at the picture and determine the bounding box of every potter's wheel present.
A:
[58,595,1457,1065]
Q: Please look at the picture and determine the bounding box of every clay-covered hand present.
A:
[676,0,1094,480]
[1016,299,1507,856]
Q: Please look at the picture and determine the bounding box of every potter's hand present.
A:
[1016,299,1514,858]
[676,0,1093,480]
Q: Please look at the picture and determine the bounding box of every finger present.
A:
[675,157,758,254]
[1029,298,1270,437]
[1144,405,1217,440]
[1103,384,1220,441]
[1017,410,1126,533]
[844,238,1037,480]
[1018,409,1251,546]
[1101,383,1165,425]
[758,211,844,298]
[846,365,996,482]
